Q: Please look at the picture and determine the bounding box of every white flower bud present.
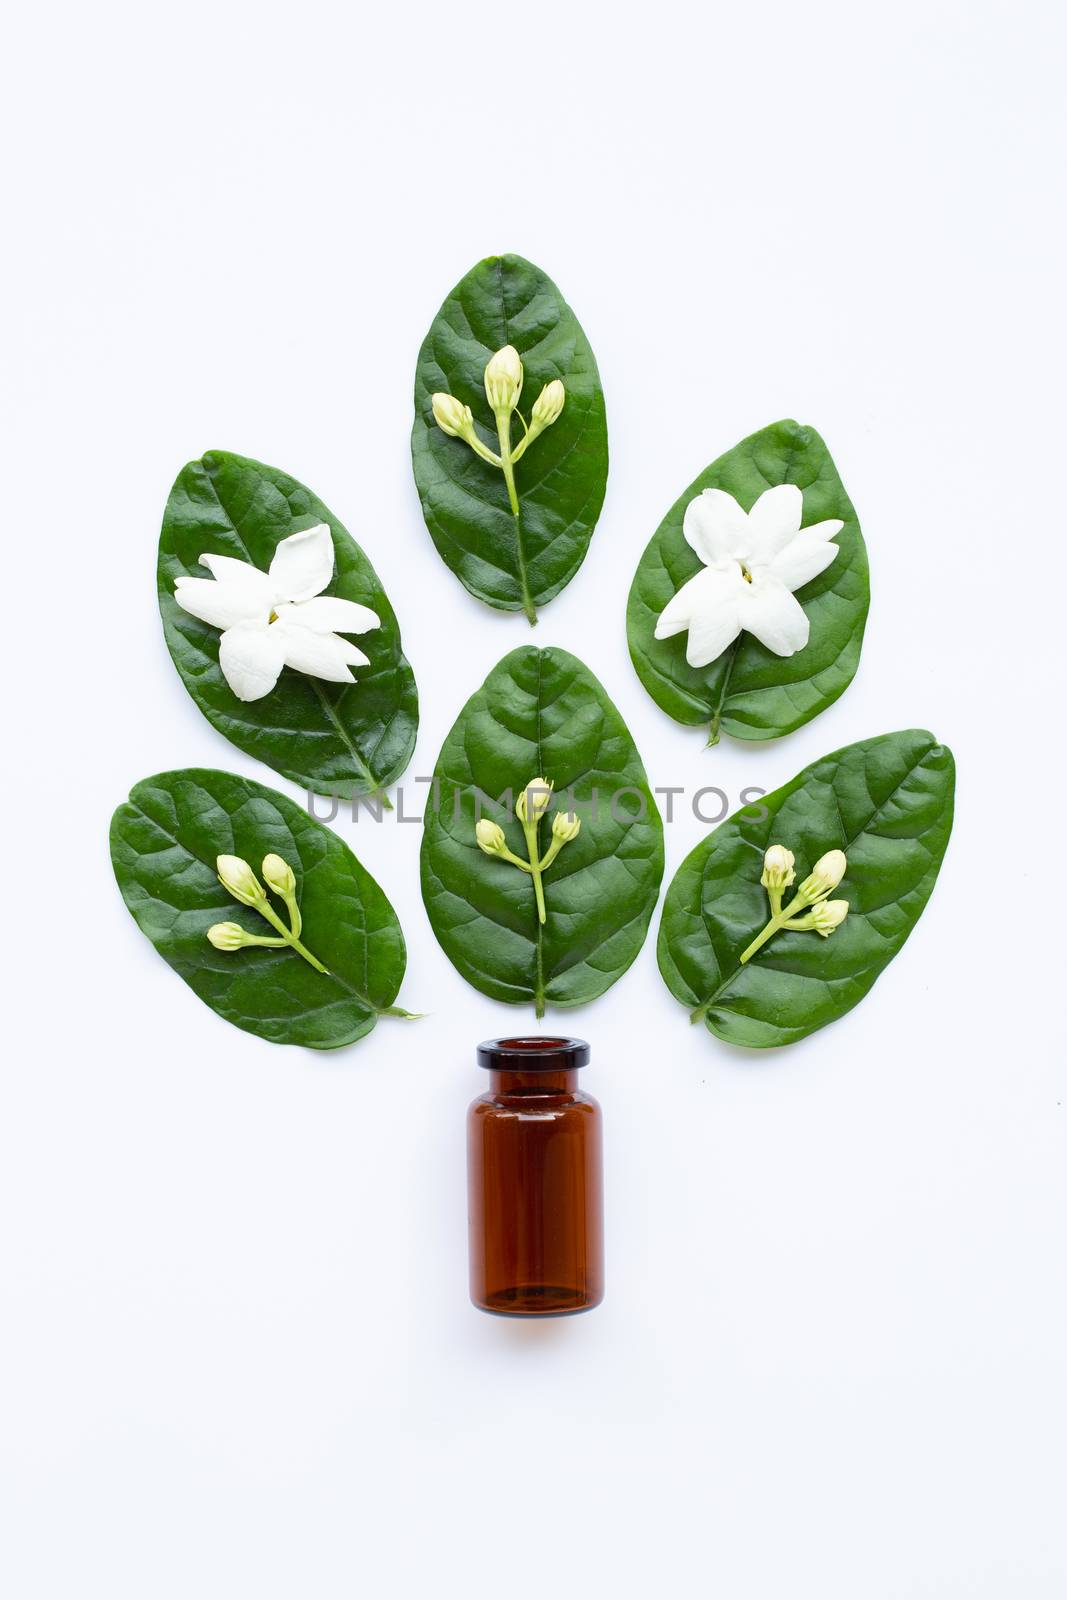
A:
[551,811,581,844]
[761,843,795,893]
[216,854,265,906]
[800,848,847,901]
[484,344,523,414]
[475,819,507,856]
[432,392,474,439]
[207,921,248,951]
[517,777,553,822]
[531,379,565,430]
[262,853,296,897]
[808,899,849,937]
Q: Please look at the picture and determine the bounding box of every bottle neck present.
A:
[490,1067,580,1097]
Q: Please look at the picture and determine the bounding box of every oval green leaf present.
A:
[159,450,418,803]
[627,419,870,745]
[421,646,663,1016]
[658,729,955,1048]
[411,254,608,621]
[110,767,413,1049]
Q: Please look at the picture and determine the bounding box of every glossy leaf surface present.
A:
[421,647,663,1015]
[658,729,955,1047]
[411,254,608,618]
[628,419,869,744]
[159,450,418,802]
[111,768,411,1049]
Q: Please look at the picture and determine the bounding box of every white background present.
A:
[3,2,1065,1595]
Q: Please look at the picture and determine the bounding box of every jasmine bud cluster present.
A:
[208,851,329,974]
[739,844,850,964]
[473,774,582,925]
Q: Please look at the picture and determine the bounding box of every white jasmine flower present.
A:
[761,844,796,893]
[551,810,581,843]
[216,854,265,906]
[475,819,507,856]
[517,777,553,822]
[654,485,844,666]
[800,848,848,900]
[484,344,523,413]
[806,898,849,936]
[261,854,296,897]
[432,393,475,438]
[531,380,565,429]
[174,524,381,702]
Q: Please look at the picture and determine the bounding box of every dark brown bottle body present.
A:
[468,1037,603,1317]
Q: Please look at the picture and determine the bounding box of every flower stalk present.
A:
[431,346,567,628]
[210,853,329,973]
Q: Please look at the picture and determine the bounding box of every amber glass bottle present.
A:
[468,1036,604,1317]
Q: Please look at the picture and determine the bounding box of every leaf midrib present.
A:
[416,258,604,614]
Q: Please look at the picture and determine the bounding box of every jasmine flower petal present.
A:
[218,622,287,701]
[267,524,335,603]
[744,484,804,561]
[656,566,745,667]
[273,622,363,684]
[683,489,749,565]
[768,527,842,591]
[276,596,381,634]
[199,554,278,601]
[174,574,269,631]
[736,575,810,656]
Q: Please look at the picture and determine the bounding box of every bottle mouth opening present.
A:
[477,1035,590,1071]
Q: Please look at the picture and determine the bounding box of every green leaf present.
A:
[627,419,870,745]
[658,730,955,1048]
[159,450,418,803]
[411,253,608,621]
[110,768,413,1050]
[421,647,664,1016]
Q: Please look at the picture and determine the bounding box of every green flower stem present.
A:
[508,417,542,465]
[494,408,537,627]
[537,836,565,873]
[738,916,786,965]
[254,896,330,975]
[467,433,502,469]
[521,817,547,924]
[282,891,302,940]
[738,890,824,965]
[495,410,520,515]
[242,932,288,948]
